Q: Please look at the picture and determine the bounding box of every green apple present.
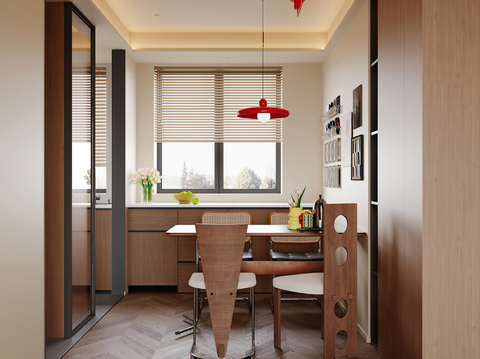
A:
[180,191,187,195]
[186,191,192,195]
[192,198,199,205]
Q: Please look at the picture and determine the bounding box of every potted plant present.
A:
[287,186,309,229]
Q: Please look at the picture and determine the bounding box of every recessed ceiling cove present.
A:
[91,0,353,53]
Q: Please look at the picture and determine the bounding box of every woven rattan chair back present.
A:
[270,212,320,244]
[202,212,252,243]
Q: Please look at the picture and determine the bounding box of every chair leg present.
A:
[318,295,324,340]
[193,287,198,344]
[250,286,256,354]
[274,287,282,349]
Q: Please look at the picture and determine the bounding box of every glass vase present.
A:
[141,185,154,204]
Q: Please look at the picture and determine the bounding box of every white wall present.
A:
[0,1,45,357]
[126,54,137,204]
[322,1,370,341]
[135,64,323,205]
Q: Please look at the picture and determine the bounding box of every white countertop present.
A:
[72,203,112,209]
[127,202,304,209]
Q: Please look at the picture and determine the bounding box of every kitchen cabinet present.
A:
[126,209,178,287]
[128,232,177,285]
[127,206,312,293]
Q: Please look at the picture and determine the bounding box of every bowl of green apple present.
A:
[174,191,197,204]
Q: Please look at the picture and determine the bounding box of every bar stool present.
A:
[189,223,256,359]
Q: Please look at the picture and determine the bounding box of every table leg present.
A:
[274,288,282,348]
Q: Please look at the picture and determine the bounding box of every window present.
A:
[72,67,107,192]
[155,67,283,193]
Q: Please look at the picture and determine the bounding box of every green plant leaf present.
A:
[297,186,306,207]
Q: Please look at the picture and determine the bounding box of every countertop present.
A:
[127,202,308,209]
[72,203,112,209]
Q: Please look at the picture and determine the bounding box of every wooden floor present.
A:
[63,291,379,359]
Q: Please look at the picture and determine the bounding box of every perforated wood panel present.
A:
[322,204,357,359]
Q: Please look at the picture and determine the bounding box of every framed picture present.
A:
[351,134,364,180]
[341,112,352,167]
[353,85,362,129]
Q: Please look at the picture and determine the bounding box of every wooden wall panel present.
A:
[45,2,65,338]
[96,210,112,290]
[128,232,177,285]
[423,1,480,357]
[377,0,422,357]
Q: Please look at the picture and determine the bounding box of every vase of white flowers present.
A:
[131,167,161,204]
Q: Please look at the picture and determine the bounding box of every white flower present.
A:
[84,175,89,180]
[295,187,302,195]
[87,169,91,175]
[86,180,91,185]
[143,180,148,185]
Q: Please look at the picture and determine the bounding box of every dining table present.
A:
[166,211,363,359]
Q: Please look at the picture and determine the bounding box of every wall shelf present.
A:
[322,105,341,121]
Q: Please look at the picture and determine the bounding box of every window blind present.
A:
[154,67,283,143]
[95,67,107,167]
[72,67,107,167]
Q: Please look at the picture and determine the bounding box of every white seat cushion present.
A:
[272,272,324,295]
[188,272,256,290]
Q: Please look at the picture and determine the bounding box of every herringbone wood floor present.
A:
[63,291,379,359]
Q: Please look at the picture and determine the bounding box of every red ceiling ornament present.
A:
[237,0,290,122]
[291,0,306,16]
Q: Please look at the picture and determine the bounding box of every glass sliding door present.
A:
[69,5,96,334]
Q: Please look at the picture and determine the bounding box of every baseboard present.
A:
[357,323,370,343]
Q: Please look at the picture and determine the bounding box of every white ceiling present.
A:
[69,0,361,64]
[105,0,344,32]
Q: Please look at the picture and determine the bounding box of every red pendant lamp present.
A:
[291,0,306,16]
[237,0,289,123]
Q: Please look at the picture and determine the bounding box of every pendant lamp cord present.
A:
[262,0,265,99]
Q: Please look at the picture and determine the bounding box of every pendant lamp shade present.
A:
[237,98,290,121]
[237,0,290,122]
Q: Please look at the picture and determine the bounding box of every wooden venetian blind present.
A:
[154,67,283,143]
[72,67,107,167]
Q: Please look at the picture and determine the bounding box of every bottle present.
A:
[313,195,326,229]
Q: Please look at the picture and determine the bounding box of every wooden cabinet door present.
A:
[95,210,112,290]
[128,232,177,285]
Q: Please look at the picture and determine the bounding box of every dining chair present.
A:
[272,203,358,359]
[269,212,323,308]
[202,212,253,261]
[189,223,256,359]
[203,212,254,306]
[175,212,253,338]
[269,212,323,262]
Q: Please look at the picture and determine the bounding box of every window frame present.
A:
[156,142,281,194]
